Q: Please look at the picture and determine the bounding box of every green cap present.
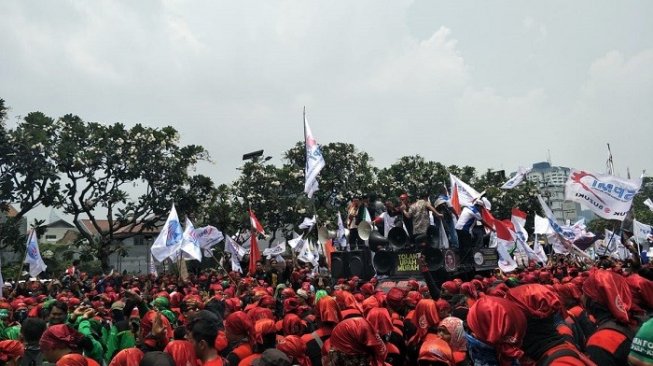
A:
[630,318,653,364]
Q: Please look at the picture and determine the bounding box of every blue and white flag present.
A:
[181,218,202,261]
[224,236,244,273]
[537,195,568,246]
[304,111,325,198]
[24,230,47,277]
[335,212,347,249]
[151,205,184,262]
[634,220,653,243]
[565,169,641,221]
[195,226,224,250]
[501,166,532,189]
[149,253,158,278]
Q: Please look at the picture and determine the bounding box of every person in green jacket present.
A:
[69,305,105,365]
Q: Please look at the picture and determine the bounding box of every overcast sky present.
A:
[2,1,652,222]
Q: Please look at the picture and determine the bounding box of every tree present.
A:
[377,155,451,199]
[1,108,61,250]
[282,141,378,230]
[53,114,210,270]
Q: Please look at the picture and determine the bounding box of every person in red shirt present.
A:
[187,310,224,366]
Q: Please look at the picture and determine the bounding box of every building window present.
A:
[133,236,145,246]
[45,234,57,241]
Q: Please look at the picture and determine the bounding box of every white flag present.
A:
[335,212,347,249]
[537,195,569,248]
[450,173,482,208]
[263,241,286,259]
[534,215,553,235]
[288,236,306,251]
[151,205,184,262]
[180,218,202,261]
[645,198,653,212]
[224,236,244,273]
[195,226,224,250]
[495,220,518,272]
[501,166,532,189]
[299,216,317,230]
[532,234,548,264]
[149,253,158,278]
[564,169,641,221]
[24,231,47,277]
[634,220,653,243]
[304,112,325,198]
[225,236,247,260]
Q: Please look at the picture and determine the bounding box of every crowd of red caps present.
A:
[0,257,652,366]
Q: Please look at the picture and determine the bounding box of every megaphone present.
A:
[358,221,373,241]
[373,251,396,275]
[388,226,408,248]
[318,227,336,245]
[368,231,389,252]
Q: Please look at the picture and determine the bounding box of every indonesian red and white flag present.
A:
[450,173,482,215]
[249,209,265,235]
[494,220,518,272]
[511,208,528,242]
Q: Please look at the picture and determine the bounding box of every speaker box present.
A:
[330,252,349,279]
[330,248,374,280]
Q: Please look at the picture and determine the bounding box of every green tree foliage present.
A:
[52,114,210,270]
[1,108,61,250]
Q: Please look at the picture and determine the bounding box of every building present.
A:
[0,204,29,265]
[527,162,583,223]
[77,219,161,274]
[41,219,78,245]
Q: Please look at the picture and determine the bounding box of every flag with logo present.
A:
[149,253,158,278]
[263,241,286,259]
[634,220,653,243]
[224,236,244,273]
[537,195,569,247]
[450,173,482,216]
[335,212,347,249]
[501,166,532,189]
[494,220,518,272]
[180,218,202,261]
[24,230,47,277]
[195,226,224,250]
[249,209,265,235]
[564,169,641,221]
[304,111,326,198]
[151,205,184,262]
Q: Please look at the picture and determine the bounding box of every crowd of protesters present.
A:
[0,250,652,366]
[1,189,653,366]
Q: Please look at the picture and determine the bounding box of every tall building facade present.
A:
[527,162,583,223]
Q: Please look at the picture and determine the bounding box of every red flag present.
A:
[249,209,265,235]
[248,233,261,275]
[324,239,336,269]
[451,183,461,216]
[480,207,496,230]
[494,219,514,242]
